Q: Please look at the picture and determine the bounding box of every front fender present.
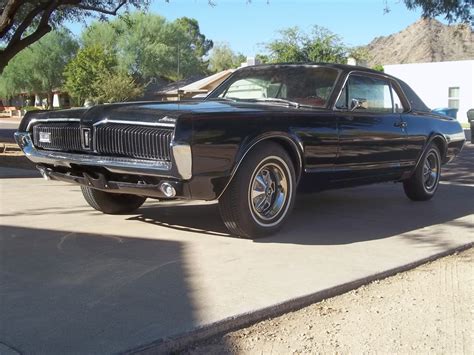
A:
[232,131,304,181]
[187,127,304,200]
[215,132,304,200]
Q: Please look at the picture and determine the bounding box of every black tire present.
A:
[218,142,296,238]
[81,186,146,214]
[403,143,441,201]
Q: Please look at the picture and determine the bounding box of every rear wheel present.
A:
[219,142,296,238]
[81,186,146,214]
[403,143,441,201]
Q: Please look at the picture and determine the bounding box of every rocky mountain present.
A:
[365,18,473,67]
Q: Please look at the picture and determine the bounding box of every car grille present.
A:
[95,124,173,161]
[32,123,82,152]
[31,122,174,161]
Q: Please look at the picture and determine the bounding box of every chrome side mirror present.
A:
[351,98,367,111]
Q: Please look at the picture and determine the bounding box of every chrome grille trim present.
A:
[32,123,82,152]
[16,132,172,177]
[27,118,81,131]
[94,123,173,161]
[93,118,175,128]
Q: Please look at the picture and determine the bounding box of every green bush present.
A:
[21,106,42,112]
[372,64,384,72]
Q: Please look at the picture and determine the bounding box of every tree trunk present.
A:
[47,91,54,110]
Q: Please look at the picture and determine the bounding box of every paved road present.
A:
[0,147,473,354]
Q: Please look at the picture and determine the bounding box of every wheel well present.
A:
[266,137,303,181]
[431,136,447,162]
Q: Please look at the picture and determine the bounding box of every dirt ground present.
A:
[185,248,473,354]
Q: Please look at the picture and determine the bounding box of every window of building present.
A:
[448,87,460,109]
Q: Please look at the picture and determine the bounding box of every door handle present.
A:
[394,121,407,128]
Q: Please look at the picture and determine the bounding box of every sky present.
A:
[67,0,428,56]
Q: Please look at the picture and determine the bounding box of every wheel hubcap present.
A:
[423,151,439,191]
[250,163,288,221]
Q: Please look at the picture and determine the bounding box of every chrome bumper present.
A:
[14,132,192,178]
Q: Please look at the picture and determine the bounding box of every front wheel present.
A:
[219,142,296,238]
[81,186,146,214]
[403,143,441,201]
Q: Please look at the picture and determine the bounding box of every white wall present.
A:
[385,60,474,123]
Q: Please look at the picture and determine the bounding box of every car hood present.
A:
[21,100,327,130]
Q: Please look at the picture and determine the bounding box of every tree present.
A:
[0,29,78,107]
[305,26,347,63]
[93,71,143,103]
[347,46,371,64]
[82,12,213,82]
[401,0,472,23]
[81,12,213,81]
[0,1,149,74]
[1,1,470,74]
[2,1,470,75]
[63,45,117,105]
[209,42,245,72]
[265,26,347,64]
[255,53,271,64]
[372,64,384,72]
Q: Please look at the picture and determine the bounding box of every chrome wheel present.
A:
[219,142,296,238]
[249,158,290,225]
[423,151,440,191]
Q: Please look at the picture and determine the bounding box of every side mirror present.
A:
[351,98,368,111]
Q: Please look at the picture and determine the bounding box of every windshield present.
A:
[207,66,340,108]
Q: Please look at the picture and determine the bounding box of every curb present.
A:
[128,242,473,355]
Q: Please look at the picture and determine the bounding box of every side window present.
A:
[392,85,405,113]
[336,75,393,113]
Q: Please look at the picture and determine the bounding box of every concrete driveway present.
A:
[0,121,19,143]
[0,147,473,354]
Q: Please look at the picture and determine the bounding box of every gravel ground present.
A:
[184,248,473,354]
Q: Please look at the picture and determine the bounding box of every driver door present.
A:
[333,73,408,181]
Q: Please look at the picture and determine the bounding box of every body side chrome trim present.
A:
[305,160,415,173]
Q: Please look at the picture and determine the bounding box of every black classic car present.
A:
[15,64,465,238]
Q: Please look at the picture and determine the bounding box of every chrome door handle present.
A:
[394,121,407,128]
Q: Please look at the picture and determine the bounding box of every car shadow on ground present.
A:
[0,225,196,354]
[131,182,474,246]
[440,144,473,185]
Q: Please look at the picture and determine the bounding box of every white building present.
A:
[384,60,473,123]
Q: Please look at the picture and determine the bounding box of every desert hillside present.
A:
[365,18,473,67]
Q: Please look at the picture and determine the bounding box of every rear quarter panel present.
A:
[403,111,465,166]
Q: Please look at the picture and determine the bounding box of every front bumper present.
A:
[14,131,194,199]
[36,165,190,199]
[15,132,191,179]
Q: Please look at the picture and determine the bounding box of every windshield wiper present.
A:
[251,98,302,108]
[209,97,239,102]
